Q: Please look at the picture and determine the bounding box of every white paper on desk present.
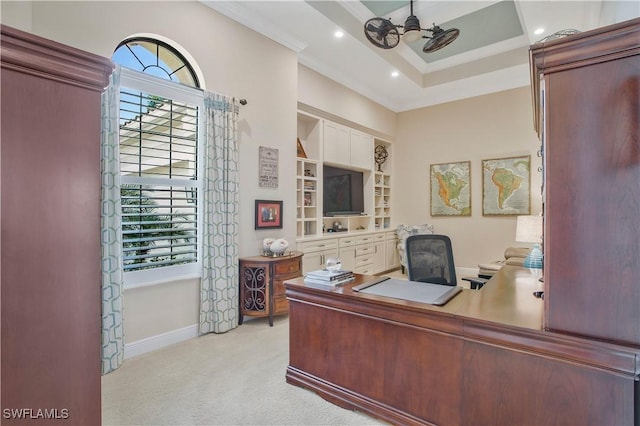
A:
[357,278,462,306]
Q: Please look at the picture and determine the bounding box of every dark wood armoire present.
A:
[530,18,639,346]
[1,25,113,425]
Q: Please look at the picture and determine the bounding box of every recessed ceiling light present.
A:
[534,28,545,35]
[391,71,399,78]
[334,30,344,38]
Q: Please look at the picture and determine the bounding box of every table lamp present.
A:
[515,215,543,269]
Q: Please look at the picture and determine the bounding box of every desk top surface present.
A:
[285,266,544,331]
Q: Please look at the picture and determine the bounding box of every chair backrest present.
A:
[405,234,457,286]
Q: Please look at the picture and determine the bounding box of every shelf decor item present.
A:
[258,146,279,189]
[262,238,275,254]
[374,145,388,172]
[255,200,283,229]
[269,238,290,255]
[296,137,307,158]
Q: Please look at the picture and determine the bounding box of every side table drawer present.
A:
[274,271,303,298]
[274,257,302,275]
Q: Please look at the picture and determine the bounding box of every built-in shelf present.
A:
[296,112,393,238]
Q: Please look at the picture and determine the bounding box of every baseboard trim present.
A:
[124,324,199,359]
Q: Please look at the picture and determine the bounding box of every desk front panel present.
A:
[463,339,636,426]
[288,298,463,425]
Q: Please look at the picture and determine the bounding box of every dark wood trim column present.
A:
[1,25,113,425]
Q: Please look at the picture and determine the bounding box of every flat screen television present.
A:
[323,165,364,216]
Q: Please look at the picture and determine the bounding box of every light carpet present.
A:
[102,315,388,426]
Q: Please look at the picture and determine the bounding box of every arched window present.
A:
[113,37,200,88]
[111,37,204,281]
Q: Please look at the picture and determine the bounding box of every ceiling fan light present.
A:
[403,14,422,42]
[403,28,422,43]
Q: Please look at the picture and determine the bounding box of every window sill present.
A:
[124,272,201,290]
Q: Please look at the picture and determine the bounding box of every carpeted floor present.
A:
[102,315,388,426]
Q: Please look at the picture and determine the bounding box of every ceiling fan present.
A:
[364,0,460,53]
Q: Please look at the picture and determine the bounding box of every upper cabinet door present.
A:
[323,121,350,166]
[350,130,373,170]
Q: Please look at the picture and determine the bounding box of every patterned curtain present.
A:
[199,92,240,334]
[101,65,125,374]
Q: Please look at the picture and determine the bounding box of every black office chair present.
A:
[405,234,457,286]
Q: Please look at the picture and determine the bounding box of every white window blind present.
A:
[118,73,203,275]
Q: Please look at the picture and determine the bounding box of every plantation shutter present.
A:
[119,87,200,272]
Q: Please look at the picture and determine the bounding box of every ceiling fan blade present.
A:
[364,17,399,49]
[366,23,381,33]
[423,26,460,53]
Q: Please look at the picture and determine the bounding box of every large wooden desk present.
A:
[284,267,640,425]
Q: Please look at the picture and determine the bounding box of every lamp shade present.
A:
[516,215,542,243]
[516,215,543,269]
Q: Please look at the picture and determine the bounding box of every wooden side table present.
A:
[239,252,303,326]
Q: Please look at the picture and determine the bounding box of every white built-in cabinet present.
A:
[298,231,398,275]
[296,111,399,274]
[374,170,391,230]
[323,121,373,170]
[296,159,319,237]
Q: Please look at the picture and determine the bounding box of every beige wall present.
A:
[395,86,542,269]
[298,64,396,141]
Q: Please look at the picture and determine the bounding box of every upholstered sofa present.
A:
[396,224,435,273]
[477,246,530,278]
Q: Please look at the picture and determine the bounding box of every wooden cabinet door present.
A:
[536,21,640,346]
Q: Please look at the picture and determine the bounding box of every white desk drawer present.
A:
[298,238,338,253]
[385,231,398,241]
[356,255,374,268]
[339,237,357,247]
[356,235,375,245]
[354,264,374,274]
[356,245,375,256]
[373,233,386,242]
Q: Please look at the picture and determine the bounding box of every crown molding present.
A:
[200,1,307,53]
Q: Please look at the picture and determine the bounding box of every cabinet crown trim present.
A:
[1,25,114,91]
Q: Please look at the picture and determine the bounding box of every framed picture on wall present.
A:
[429,161,471,216]
[255,200,283,229]
[482,155,531,216]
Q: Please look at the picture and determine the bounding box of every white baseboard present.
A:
[124,324,199,359]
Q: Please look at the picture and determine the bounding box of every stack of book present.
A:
[303,269,354,287]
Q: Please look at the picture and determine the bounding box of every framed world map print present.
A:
[430,161,471,216]
[482,155,530,216]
